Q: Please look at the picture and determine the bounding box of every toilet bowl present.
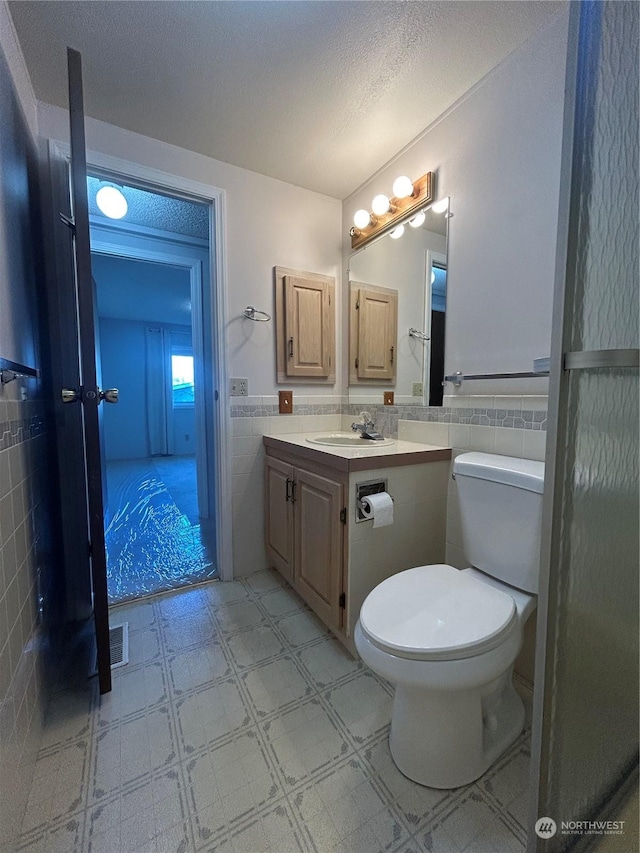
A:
[354,452,544,789]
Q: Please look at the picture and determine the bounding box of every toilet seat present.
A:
[359,564,518,661]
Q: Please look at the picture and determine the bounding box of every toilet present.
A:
[354,452,544,789]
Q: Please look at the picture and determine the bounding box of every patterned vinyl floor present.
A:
[16,570,532,853]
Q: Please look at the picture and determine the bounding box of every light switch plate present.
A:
[229,378,248,396]
[412,382,424,397]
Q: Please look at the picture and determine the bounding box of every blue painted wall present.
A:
[94,255,195,461]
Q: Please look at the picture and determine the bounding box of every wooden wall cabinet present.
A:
[275,266,336,384]
[265,451,345,633]
[349,281,398,384]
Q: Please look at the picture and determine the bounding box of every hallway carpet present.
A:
[104,458,216,604]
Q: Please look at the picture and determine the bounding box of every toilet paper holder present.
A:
[356,479,393,522]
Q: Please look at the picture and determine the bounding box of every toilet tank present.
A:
[453,452,545,594]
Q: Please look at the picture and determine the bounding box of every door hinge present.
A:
[339,592,346,609]
[340,507,347,524]
[59,212,76,232]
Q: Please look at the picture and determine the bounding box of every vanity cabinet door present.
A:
[356,286,398,380]
[284,275,331,377]
[293,468,343,631]
[265,456,295,584]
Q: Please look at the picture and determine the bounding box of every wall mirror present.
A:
[348,199,449,407]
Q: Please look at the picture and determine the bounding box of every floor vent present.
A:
[109,622,129,669]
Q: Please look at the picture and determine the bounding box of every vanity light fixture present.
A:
[390,224,405,239]
[350,171,435,250]
[96,184,128,219]
[432,198,449,214]
[409,211,426,228]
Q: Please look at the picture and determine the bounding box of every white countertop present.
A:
[262,432,452,471]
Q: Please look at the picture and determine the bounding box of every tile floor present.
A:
[16,570,532,853]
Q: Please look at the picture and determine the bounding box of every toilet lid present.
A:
[359,564,517,661]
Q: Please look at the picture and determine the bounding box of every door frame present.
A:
[423,249,446,404]
[48,140,233,581]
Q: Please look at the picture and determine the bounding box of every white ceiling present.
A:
[9,1,563,199]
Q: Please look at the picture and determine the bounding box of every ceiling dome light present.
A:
[96,185,128,219]
[353,209,371,230]
[392,176,414,199]
[409,211,426,228]
[432,198,449,214]
[371,194,391,216]
[390,224,405,239]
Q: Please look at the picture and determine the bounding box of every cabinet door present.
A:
[357,286,398,380]
[284,275,331,377]
[293,468,343,631]
[265,457,295,583]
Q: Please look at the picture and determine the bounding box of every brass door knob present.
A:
[99,388,119,404]
[61,388,80,404]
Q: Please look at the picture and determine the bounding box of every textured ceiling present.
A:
[87,175,209,240]
[10,1,563,199]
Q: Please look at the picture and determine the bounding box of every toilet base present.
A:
[389,673,525,789]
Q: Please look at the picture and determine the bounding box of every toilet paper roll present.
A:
[361,492,394,528]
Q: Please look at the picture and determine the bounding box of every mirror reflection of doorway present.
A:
[89,177,217,603]
[429,262,447,406]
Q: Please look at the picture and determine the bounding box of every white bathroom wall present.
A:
[343,7,570,400]
[37,102,343,401]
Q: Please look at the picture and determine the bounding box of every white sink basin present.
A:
[306,433,395,448]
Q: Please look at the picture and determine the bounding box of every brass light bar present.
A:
[350,172,436,250]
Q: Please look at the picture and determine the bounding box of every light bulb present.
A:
[96,185,128,219]
[431,270,436,285]
[353,209,371,230]
[371,194,391,216]
[392,176,414,199]
[432,198,449,214]
[390,225,404,239]
[409,211,426,228]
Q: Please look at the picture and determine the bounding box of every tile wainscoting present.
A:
[0,394,55,848]
[229,395,547,579]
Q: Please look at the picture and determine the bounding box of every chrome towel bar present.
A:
[0,357,39,385]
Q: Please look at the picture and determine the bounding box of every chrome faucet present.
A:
[351,411,384,440]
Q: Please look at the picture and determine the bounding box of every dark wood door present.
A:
[66,48,111,694]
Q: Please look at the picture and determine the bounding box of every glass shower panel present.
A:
[535,0,639,845]
[543,368,638,831]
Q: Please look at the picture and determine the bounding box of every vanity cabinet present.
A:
[265,453,346,632]
[264,435,452,653]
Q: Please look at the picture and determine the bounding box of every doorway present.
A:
[88,175,218,602]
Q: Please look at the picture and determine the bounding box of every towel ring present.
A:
[243,306,271,322]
